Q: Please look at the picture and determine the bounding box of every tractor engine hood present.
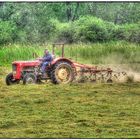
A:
[12,60,41,67]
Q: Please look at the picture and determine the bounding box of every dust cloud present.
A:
[101,53,140,83]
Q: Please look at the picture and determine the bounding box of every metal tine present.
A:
[113,74,118,79]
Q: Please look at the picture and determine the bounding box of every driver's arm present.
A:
[36,58,43,61]
[42,55,52,62]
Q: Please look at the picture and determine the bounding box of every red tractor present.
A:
[6,43,126,85]
[6,43,76,85]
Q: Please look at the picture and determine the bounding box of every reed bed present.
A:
[0,41,139,65]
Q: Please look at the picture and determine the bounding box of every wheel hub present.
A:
[26,77,34,84]
[57,68,69,81]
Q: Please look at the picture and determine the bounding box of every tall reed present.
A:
[0,41,139,65]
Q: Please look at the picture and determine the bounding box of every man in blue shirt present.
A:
[38,49,53,77]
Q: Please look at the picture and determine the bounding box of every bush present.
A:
[113,26,126,40]
[50,19,76,43]
[113,23,140,43]
[105,22,116,41]
[57,25,75,43]
[51,16,115,43]
[0,21,16,44]
[0,16,139,44]
[51,18,140,44]
[129,29,140,43]
[125,23,140,43]
[74,16,110,42]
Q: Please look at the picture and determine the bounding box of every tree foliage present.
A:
[0,2,140,44]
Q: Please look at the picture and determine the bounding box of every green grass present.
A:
[0,41,140,65]
[0,68,140,138]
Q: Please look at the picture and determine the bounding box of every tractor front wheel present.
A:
[6,72,20,85]
[51,62,74,84]
[23,73,37,85]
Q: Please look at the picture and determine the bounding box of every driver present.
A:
[38,49,53,77]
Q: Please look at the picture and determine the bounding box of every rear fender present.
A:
[51,58,76,69]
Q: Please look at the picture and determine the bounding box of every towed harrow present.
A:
[72,62,127,83]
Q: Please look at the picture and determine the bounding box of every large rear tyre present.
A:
[51,62,74,84]
[23,73,37,85]
[6,72,20,85]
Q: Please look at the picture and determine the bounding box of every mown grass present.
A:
[0,68,140,138]
[0,41,140,65]
[0,42,140,138]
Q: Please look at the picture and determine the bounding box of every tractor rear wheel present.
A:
[51,61,74,84]
[23,73,37,85]
[6,72,20,85]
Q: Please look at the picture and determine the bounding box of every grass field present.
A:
[0,66,140,138]
[0,41,140,65]
[0,42,140,138]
